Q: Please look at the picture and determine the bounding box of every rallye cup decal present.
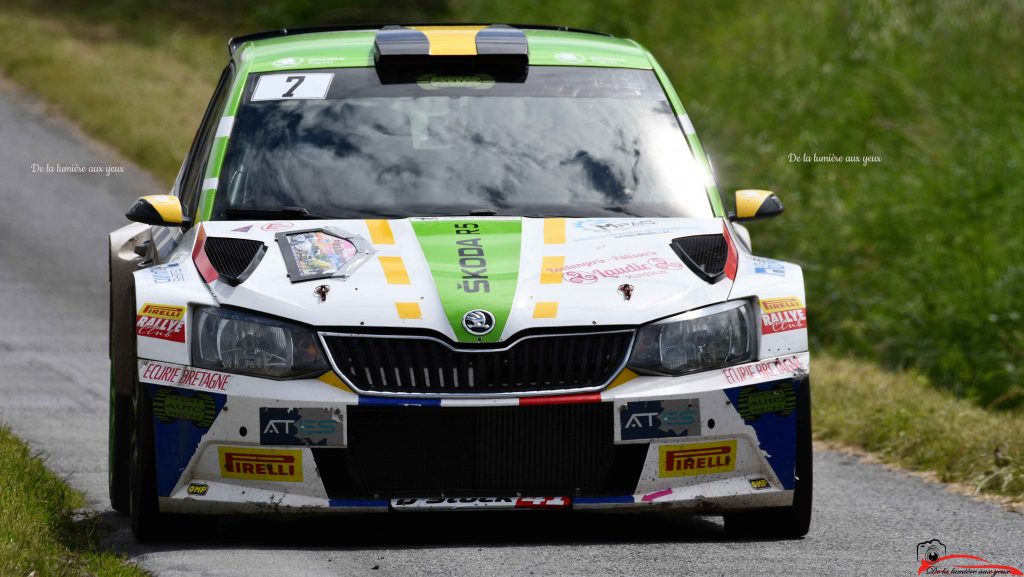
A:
[150,384,226,496]
[410,219,522,343]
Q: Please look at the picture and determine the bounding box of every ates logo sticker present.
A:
[136,303,186,342]
[619,399,701,441]
[218,447,303,482]
[259,407,345,446]
[659,440,737,478]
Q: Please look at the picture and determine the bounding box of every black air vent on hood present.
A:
[670,234,729,283]
[203,237,266,286]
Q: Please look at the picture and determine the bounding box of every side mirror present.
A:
[125,195,190,227]
[729,189,784,221]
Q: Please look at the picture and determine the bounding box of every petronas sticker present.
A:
[411,219,521,343]
[736,382,797,421]
[152,387,218,429]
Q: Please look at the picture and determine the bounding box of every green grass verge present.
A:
[0,426,147,577]
[815,355,1023,499]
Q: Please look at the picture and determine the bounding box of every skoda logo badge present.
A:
[462,310,495,335]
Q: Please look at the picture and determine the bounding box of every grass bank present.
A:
[0,426,147,576]
[814,355,1023,500]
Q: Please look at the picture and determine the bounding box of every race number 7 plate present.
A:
[252,73,334,101]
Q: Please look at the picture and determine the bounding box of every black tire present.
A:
[129,376,168,542]
[108,377,131,513]
[723,377,813,539]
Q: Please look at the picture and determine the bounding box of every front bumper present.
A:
[139,352,808,515]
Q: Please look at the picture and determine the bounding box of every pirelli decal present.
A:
[136,303,186,342]
[218,447,303,482]
[659,440,737,478]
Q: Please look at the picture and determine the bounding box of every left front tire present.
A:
[129,376,167,542]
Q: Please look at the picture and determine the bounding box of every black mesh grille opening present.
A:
[670,234,728,282]
[313,404,647,498]
[204,237,266,285]
[323,331,633,395]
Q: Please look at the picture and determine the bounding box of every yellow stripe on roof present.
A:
[413,26,486,56]
[379,256,411,284]
[543,218,566,244]
[540,256,564,284]
[365,219,395,245]
[395,302,422,319]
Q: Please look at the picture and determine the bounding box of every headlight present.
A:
[627,301,757,376]
[192,307,329,379]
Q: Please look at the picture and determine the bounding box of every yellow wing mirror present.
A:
[125,195,190,227]
[730,189,784,221]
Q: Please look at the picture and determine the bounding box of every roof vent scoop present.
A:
[203,237,267,286]
[669,234,730,283]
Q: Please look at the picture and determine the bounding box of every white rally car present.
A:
[108,24,811,542]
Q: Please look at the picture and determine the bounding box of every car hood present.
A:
[193,217,735,343]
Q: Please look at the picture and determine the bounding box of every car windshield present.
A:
[214,66,714,219]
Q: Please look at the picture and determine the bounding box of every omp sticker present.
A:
[259,407,345,446]
[723,356,803,385]
[252,73,334,101]
[736,381,797,421]
[218,447,303,482]
[760,296,806,334]
[749,478,770,490]
[619,399,701,442]
[187,482,209,496]
[658,440,737,478]
[136,303,186,342]
[391,497,570,509]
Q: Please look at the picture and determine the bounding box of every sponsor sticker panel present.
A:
[218,447,303,482]
[259,407,346,447]
[136,303,186,343]
[759,297,807,334]
[658,440,737,478]
[618,399,701,442]
[138,360,233,393]
[391,497,570,510]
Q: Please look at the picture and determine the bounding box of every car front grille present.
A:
[321,330,634,395]
[311,403,647,498]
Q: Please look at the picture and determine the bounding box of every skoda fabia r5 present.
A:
[107,24,811,541]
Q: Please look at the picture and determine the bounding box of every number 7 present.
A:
[282,76,305,97]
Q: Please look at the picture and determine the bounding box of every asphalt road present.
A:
[0,79,1021,577]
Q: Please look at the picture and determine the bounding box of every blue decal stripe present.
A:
[574,496,635,505]
[329,499,389,508]
[358,396,442,407]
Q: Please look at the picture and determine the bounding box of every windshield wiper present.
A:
[224,206,337,220]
